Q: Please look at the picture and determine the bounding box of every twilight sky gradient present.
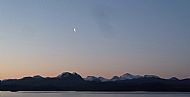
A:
[0,0,190,79]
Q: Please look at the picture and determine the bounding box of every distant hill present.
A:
[1,72,190,92]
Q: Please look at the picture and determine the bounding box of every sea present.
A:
[0,91,190,97]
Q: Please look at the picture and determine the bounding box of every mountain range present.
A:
[85,73,161,82]
[0,72,190,92]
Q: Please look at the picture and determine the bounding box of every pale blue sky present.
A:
[0,0,190,79]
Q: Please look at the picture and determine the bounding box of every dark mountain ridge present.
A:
[1,72,190,92]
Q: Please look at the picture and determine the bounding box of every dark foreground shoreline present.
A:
[1,78,190,92]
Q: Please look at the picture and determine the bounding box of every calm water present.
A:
[1,91,190,97]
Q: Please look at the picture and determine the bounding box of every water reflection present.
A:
[1,91,190,97]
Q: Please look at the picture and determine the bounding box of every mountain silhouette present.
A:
[1,72,190,92]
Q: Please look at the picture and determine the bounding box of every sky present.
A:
[0,0,190,79]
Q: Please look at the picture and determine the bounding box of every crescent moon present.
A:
[73,28,76,32]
